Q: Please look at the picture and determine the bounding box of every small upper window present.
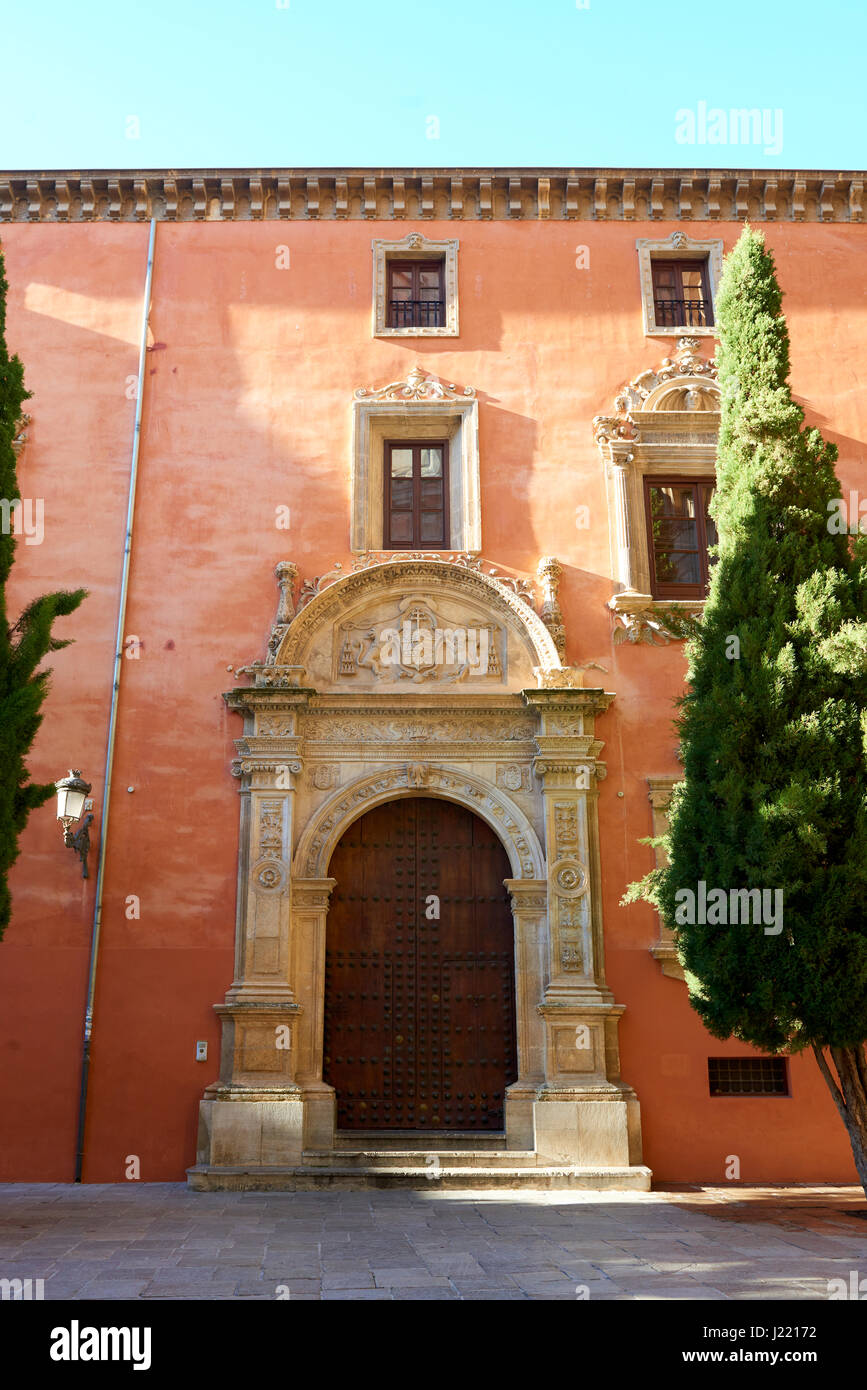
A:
[645,478,717,598]
[384,440,449,549]
[387,260,445,330]
[651,258,714,330]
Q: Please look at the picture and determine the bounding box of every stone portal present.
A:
[189,556,650,1189]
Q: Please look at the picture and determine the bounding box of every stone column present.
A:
[522,687,646,1178]
[609,454,637,592]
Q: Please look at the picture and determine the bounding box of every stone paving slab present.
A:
[1,1183,866,1301]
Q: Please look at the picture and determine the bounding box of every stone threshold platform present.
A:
[187,1154,652,1191]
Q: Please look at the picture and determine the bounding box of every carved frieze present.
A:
[302,714,537,743]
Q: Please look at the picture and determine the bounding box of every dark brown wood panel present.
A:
[324,797,517,1131]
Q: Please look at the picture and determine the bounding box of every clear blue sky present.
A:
[2,0,864,170]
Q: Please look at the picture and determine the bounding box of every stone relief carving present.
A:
[608,595,701,646]
[333,595,505,685]
[303,714,537,743]
[259,801,284,857]
[274,559,561,682]
[256,715,299,737]
[554,803,579,854]
[251,798,287,894]
[560,942,584,971]
[557,896,588,972]
[236,664,307,689]
[496,763,532,792]
[308,764,341,790]
[354,365,473,403]
[551,859,588,898]
[292,888,333,908]
[351,551,536,603]
[299,766,542,878]
[531,666,589,690]
[295,552,535,615]
[508,890,548,912]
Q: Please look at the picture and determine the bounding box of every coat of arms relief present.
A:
[332,593,505,685]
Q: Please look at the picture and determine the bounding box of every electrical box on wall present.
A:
[195,1041,208,1062]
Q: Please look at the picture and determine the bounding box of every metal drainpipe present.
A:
[73,218,156,1183]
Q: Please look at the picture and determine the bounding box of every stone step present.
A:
[333,1131,505,1152]
[187,1164,652,1192]
[303,1148,539,1169]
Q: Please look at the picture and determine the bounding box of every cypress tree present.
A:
[0,244,86,940]
[624,226,867,1191]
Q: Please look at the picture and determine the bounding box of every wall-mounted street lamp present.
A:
[55,770,93,879]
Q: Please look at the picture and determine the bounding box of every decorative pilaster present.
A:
[523,687,612,1004]
[226,761,302,1006]
[520,686,644,1170]
[192,688,315,1179]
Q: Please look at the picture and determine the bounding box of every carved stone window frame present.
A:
[351,369,480,553]
[372,232,459,338]
[637,232,723,338]
[593,340,721,642]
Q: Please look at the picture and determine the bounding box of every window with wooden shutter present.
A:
[645,477,717,598]
[387,260,445,329]
[650,258,714,329]
[384,441,449,549]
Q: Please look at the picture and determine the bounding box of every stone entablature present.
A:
[2,169,863,222]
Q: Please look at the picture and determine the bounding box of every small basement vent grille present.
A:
[708,1057,788,1096]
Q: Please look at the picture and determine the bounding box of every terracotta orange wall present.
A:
[1,217,865,1182]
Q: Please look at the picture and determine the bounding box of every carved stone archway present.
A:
[190,555,649,1188]
[295,765,545,880]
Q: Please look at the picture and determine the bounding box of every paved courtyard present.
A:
[1,1183,866,1300]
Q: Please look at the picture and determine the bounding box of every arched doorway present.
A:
[324,796,518,1132]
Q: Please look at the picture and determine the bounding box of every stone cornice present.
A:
[1,169,863,222]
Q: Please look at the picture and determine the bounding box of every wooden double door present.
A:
[324,796,518,1131]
